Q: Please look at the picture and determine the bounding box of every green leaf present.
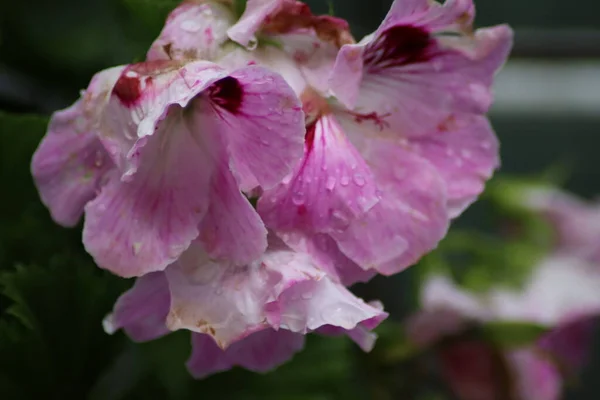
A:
[233,0,247,18]
[0,260,128,398]
[480,321,549,349]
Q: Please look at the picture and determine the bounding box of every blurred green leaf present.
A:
[233,0,247,18]
[480,321,548,349]
[0,260,128,399]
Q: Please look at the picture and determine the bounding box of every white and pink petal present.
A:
[147,1,235,61]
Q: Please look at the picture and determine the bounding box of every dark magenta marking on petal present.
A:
[209,76,243,114]
[304,120,317,152]
[113,74,142,107]
[364,25,433,70]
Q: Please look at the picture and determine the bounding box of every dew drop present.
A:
[132,242,142,256]
[292,191,305,205]
[301,292,313,300]
[460,149,472,159]
[353,173,365,187]
[331,209,350,231]
[325,176,336,191]
[94,151,104,168]
[181,20,202,32]
[340,176,350,186]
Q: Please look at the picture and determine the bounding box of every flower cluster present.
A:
[408,188,600,400]
[31,0,511,377]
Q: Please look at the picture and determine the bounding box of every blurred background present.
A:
[1,0,599,399]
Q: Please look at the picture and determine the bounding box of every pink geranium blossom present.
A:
[32,60,305,277]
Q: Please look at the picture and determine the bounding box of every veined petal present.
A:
[85,61,303,275]
[147,1,235,61]
[408,114,499,217]
[196,151,268,263]
[330,3,512,134]
[259,113,379,235]
[187,329,305,378]
[31,101,112,227]
[83,106,214,277]
[103,272,171,342]
[31,67,124,226]
[211,66,305,191]
[331,141,449,275]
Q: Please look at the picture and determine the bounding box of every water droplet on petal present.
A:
[460,149,472,159]
[331,209,350,231]
[180,20,202,32]
[340,176,350,186]
[353,173,365,187]
[325,176,336,191]
[94,151,104,168]
[132,242,142,256]
[292,191,305,205]
[301,292,313,300]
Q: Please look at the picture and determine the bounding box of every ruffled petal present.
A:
[259,113,379,235]
[165,241,322,348]
[31,67,124,226]
[377,0,474,33]
[265,273,387,335]
[227,0,288,48]
[147,1,235,61]
[186,329,305,378]
[408,115,499,217]
[85,61,305,275]
[98,60,228,177]
[103,272,171,342]
[31,101,112,227]
[165,239,383,349]
[331,141,449,275]
[317,300,387,351]
[330,3,512,134]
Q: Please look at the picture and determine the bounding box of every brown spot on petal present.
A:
[437,115,457,132]
[263,3,354,48]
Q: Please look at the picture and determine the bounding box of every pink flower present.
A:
[31,59,305,277]
[103,235,387,377]
[524,187,600,263]
[409,257,600,400]
[259,0,511,284]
